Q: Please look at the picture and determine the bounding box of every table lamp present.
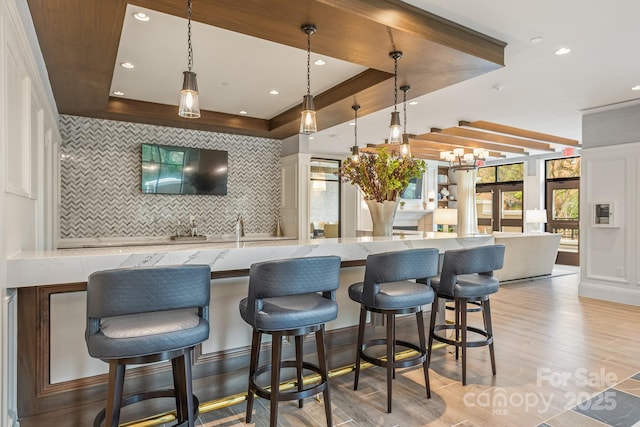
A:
[525,209,547,233]
[433,208,457,233]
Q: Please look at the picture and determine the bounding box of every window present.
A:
[309,159,341,238]
[545,157,580,265]
[476,163,524,232]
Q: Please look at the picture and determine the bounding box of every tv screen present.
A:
[401,175,423,199]
[141,143,228,195]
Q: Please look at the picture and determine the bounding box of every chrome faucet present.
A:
[235,214,245,240]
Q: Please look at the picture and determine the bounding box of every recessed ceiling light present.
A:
[269,89,279,95]
[239,110,248,115]
[120,62,135,69]
[133,12,150,22]
[314,59,326,66]
[409,101,418,105]
[309,136,314,140]
[632,85,640,91]
[112,91,124,96]
[529,36,543,44]
[554,47,571,55]
[492,83,504,92]
[349,122,355,126]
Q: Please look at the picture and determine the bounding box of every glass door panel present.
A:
[501,190,523,232]
[476,190,494,234]
[551,188,579,221]
[476,183,523,233]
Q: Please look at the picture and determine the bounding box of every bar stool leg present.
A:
[245,330,261,423]
[295,335,304,408]
[386,312,394,413]
[316,326,333,427]
[353,306,367,391]
[174,350,196,427]
[270,334,283,427]
[105,361,125,427]
[483,299,497,375]
[460,299,468,386]
[455,299,461,360]
[427,294,439,368]
[416,310,431,398]
[172,354,186,424]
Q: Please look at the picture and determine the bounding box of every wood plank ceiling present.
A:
[27,0,506,139]
[364,120,581,160]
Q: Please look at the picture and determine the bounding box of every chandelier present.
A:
[440,148,488,170]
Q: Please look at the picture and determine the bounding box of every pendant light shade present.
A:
[388,111,402,144]
[400,85,411,157]
[178,0,200,118]
[388,51,403,144]
[300,24,318,134]
[350,104,361,162]
[179,71,200,118]
[301,94,317,134]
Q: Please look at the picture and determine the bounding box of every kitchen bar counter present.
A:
[8,233,493,287]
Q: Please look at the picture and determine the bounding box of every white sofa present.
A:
[493,233,561,282]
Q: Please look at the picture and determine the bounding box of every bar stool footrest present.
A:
[360,339,427,369]
[250,360,328,402]
[431,324,493,348]
[93,390,200,427]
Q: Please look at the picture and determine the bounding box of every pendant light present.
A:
[178,0,200,118]
[388,51,403,144]
[300,24,318,134]
[400,85,411,157]
[350,104,361,162]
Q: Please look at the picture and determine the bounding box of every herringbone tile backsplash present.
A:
[59,115,282,238]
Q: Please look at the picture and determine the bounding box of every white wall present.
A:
[0,0,60,424]
[579,103,640,305]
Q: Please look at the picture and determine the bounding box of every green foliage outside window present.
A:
[553,189,579,220]
[477,163,523,183]
[546,157,580,179]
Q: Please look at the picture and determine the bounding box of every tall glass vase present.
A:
[365,199,399,236]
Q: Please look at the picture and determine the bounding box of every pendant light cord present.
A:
[354,107,358,145]
[393,56,398,112]
[187,0,193,71]
[306,30,311,96]
[403,88,407,133]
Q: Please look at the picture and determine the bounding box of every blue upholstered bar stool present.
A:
[239,256,341,427]
[85,265,211,427]
[427,244,505,385]
[348,248,439,413]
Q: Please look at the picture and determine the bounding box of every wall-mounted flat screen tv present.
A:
[141,143,228,195]
[401,175,423,199]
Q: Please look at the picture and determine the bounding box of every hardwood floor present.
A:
[192,270,640,427]
[25,270,640,426]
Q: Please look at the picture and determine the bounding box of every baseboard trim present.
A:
[578,281,640,306]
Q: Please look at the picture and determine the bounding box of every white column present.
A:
[456,168,479,237]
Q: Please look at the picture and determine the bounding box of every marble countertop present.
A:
[7,233,494,288]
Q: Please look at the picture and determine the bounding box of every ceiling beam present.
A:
[437,126,554,152]
[27,0,506,139]
[409,138,505,158]
[415,132,527,155]
[459,120,581,147]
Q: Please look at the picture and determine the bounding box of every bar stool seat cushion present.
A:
[430,274,499,298]
[239,293,338,331]
[349,280,434,310]
[88,308,209,359]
